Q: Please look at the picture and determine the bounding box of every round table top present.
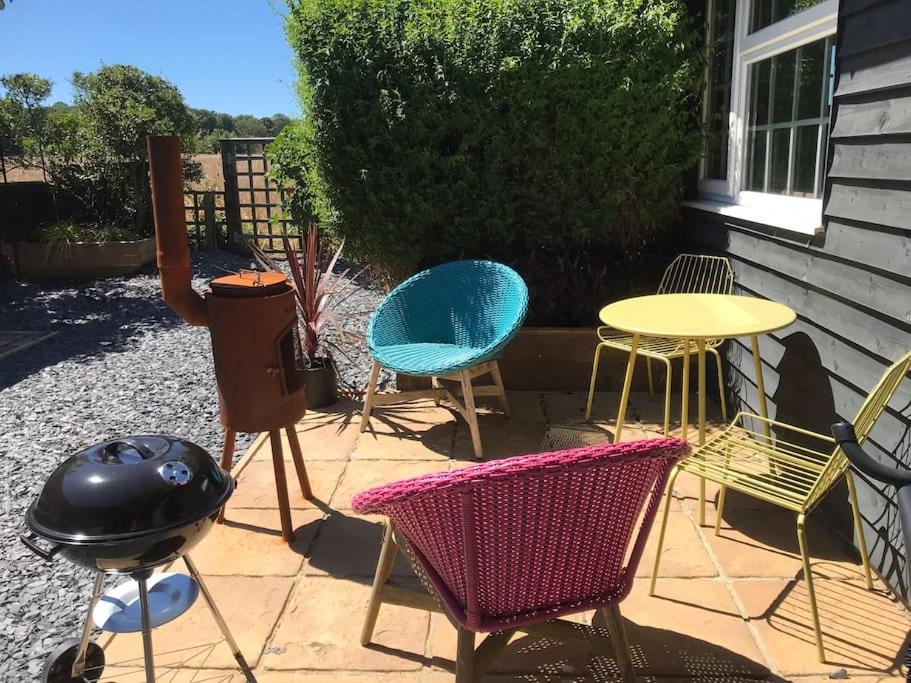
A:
[599,293,796,339]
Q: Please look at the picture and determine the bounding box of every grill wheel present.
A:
[42,638,105,683]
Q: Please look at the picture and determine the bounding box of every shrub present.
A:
[37,221,140,245]
[279,0,703,321]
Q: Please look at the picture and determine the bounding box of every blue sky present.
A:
[0,0,299,117]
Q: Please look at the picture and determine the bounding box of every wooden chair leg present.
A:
[216,429,236,524]
[490,360,510,417]
[360,362,381,433]
[269,429,295,543]
[431,376,442,406]
[285,425,313,499]
[601,604,636,682]
[361,522,398,646]
[460,370,483,459]
[456,627,476,683]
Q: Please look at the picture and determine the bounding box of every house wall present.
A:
[684,0,911,596]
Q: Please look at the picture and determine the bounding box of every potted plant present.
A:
[251,223,361,408]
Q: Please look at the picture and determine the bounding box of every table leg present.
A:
[614,334,639,444]
[680,340,690,442]
[751,335,772,443]
[697,339,707,526]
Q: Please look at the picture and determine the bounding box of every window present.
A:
[694,0,838,233]
[744,36,834,197]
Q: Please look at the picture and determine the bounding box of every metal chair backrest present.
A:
[808,350,911,507]
[352,438,689,631]
[657,254,734,296]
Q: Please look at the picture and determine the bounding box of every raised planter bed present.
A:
[5,238,157,280]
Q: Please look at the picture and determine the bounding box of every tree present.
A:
[233,114,269,138]
[0,73,53,180]
[64,65,199,234]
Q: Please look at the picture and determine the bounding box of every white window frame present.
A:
[688,0,838,235]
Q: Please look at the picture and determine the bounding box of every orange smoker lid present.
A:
[209,270,289,298]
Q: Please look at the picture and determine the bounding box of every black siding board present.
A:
[837,39,911,96]
[825,220,911,277]
[838,0,911,57]
[831,93,911,137]
[825,183,911,230]
[830,141,911,181]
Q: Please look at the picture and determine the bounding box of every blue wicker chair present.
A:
[361,260,529,458]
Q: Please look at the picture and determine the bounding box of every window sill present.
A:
[681,198,823,236]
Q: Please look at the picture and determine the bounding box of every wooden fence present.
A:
[184,189,228,250]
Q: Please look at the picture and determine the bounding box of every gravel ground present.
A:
[0,250,390,680]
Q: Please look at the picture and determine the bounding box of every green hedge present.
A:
[278,0,702,314]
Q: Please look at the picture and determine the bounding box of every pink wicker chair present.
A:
[353,437,690,682]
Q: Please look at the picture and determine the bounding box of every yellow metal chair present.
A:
[585,254,734,433]
[650,350,911,662]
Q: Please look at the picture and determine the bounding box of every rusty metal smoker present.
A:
[146,135,311,543]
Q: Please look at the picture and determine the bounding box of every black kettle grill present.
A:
[21,436,254,683]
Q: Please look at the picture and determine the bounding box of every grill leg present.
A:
[70,570,105,679]
[216,428,236,524]
[184,554,255,681]
[269,429,295,542]
[136,573,156,683]
[285,425,313,499]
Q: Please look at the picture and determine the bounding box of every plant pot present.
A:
[304,359,338,409]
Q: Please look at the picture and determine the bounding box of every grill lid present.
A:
[26,436,233,543]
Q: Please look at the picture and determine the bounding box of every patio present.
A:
[94,391,910,682]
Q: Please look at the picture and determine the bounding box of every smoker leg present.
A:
[184,554,255,681]
[270,429,295,542]
[216,429,236,524]
[285,425,313,499]
[70,571,106,679]
[136,573,156,683]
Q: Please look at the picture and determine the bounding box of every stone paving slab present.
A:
[99,391,910,682]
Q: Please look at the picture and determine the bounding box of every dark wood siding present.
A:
[684,0,911,596]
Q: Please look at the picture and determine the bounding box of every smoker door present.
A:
[276,322,306,397]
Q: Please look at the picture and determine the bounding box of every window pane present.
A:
[751,0,825,33]
[745,36,833,198]
[746,129,767,191]
[703,0,736,180]
[751,59,772,127]
[796,40,825,119]
[772,49,797,123]
[793,124,820,196]
[768,129,790,193]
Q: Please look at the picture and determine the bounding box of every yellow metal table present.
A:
[599,293,796,450]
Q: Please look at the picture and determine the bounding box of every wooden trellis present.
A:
[219,138,297,252]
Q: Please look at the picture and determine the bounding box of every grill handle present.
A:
[20,533,62,562]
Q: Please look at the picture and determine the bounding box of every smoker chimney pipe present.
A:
[147,135,208,327]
